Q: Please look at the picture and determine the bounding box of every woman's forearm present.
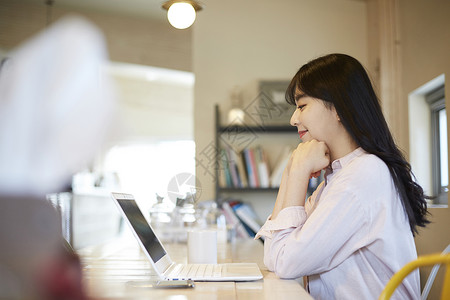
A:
[271,169,310,219]
[282,171,310,208]
[271,169,289,219]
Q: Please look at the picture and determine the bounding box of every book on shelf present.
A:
[308,169,325,190]
[219,147,239,188]
[242,148,256,188]
[221,201,250,238]
[231,201,263,238]
[220,200,264,240]
[219,146,255,188]
[228,147,248,188]
[218,148,232,188]
[243,148,259,188]
[219,145,290,190]
[269,146,293,188]
[254,146,270,188]
[225,147,240,188]
[220,146,271,189]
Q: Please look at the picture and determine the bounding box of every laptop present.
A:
[111,192,263,282]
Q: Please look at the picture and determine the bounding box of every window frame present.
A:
[426,86,447,204]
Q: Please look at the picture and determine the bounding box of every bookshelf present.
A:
[214,105,300,199]
[214,105,324,234]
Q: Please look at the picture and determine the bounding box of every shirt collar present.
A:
[324,147,365,183]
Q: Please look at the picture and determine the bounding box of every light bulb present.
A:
[167,2,196,29]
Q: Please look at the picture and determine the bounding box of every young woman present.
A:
[255,54,429,299]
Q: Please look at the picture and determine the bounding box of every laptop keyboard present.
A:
[168,263,223,280]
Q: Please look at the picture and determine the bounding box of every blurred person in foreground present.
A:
[0,15,117,299]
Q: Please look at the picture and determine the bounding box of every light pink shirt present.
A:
[256,148,420,300]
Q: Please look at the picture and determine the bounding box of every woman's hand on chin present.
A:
[289,139,330,179]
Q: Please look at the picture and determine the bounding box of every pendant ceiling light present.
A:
[162,0,203,29]
[45,0,54,26]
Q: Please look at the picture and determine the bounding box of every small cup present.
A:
[187,229,217,264]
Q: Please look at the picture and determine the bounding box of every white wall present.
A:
[108,63,194,142]
[397,0,450,298]
[193,0,369,206]
[0,0,192,72]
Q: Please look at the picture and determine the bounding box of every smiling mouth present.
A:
[298,130,308,139]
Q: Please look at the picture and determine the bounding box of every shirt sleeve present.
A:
[255,182,324,241]
[254,206,307,240]
[262,187,369,279]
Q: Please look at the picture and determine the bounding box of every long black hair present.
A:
[286,53,429,235]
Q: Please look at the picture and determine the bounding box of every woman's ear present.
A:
[334,110,341,122]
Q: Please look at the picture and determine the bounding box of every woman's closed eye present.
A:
[297,104,306,111]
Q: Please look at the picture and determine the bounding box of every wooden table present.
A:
[78,236,313,299]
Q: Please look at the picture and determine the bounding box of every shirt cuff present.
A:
[254,206,306,239]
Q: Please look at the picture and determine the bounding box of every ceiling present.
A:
[24,0,168,22]
[23,0,368,24]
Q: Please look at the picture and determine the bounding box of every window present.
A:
[427,86,448,204]
[103,140,196,212]
[102,63,195,211]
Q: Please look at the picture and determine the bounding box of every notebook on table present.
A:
[111,192,263,282]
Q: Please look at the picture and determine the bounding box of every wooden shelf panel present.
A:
[218,125,294,133]
[218,187,315,193]
[218,187,279,192]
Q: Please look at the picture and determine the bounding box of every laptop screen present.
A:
[116,198,166,262]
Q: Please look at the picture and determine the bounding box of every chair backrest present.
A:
[379,253,450,300]
[421,244,450,300]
